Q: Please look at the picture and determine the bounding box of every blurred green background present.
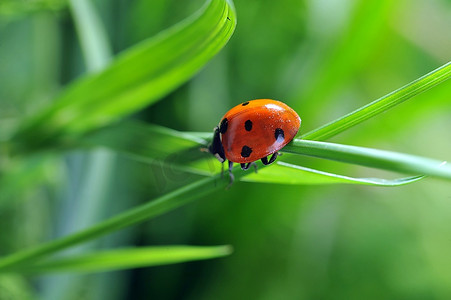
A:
[1,0,451,299]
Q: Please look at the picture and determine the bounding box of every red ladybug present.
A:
[208,99,301,182]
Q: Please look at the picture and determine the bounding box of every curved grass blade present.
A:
[243,161,423,186]
[4,125,443,270]
[81,121,215,175]
[11,0,236,153]
[82,123,436,183]
[8,246,232,274]
[0,171,240,271]
[302,61,451,141]
[283,139,451,180]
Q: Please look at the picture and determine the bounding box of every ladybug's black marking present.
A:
[241,101,250,106]
[244,120,253,131]
[275,128,285,142]
[219,118,228,134]
[241,145,252,158]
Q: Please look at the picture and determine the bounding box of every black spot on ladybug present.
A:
[244,120,253,131]
[242,101,250,106]
[219,118,228,134]
[275,128,285,143]
[241,145,252,158]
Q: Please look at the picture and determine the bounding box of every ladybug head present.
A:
[208,126,226,163]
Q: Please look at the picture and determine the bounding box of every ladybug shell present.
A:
[218,99,301,163]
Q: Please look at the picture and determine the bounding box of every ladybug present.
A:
[208,99,301,182]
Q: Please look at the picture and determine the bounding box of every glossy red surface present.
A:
[219,99,301,163]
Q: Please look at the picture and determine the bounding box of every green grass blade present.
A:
[83,121,207,160]
[11,0,236,153]
[7,246,232,274]
[82,122,442,183]
[69,0,112,71]
[81,121,215,175]
[4,124,444,271]
[283,139,451,180]
[302,61,451,141]
[0,172,238,271]
[243,161,423,186]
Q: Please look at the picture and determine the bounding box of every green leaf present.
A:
[82,122,435,184]
[283,139,451,180]
[3,123,449,270]
[243,161,423,186]
[0,173,237,271]
[302,61,451,141]
[69,0,112,71]
[11,0,236,153]
[9,246,232,274]
[81,121,214,175]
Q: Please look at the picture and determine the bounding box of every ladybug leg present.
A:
[261,152,279,165]
[250,162,258,173]
[240,163,252,170]
[227,160,234,187]
[268,152,279,164]
[220,162,224,178]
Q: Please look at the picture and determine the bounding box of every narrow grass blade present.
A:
[283,139,451,180]
[243,161,423,186]
[81,121,215,175]
[302,61,451,141]
[83,121,207,160]
[7,246,232,274]
[69,0,112,71]
[82,123,443,183]
[3,126,444,270]
[11,0,236,153]
[0,172,240,271]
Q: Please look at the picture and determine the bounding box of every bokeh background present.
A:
[1,0,451,299]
